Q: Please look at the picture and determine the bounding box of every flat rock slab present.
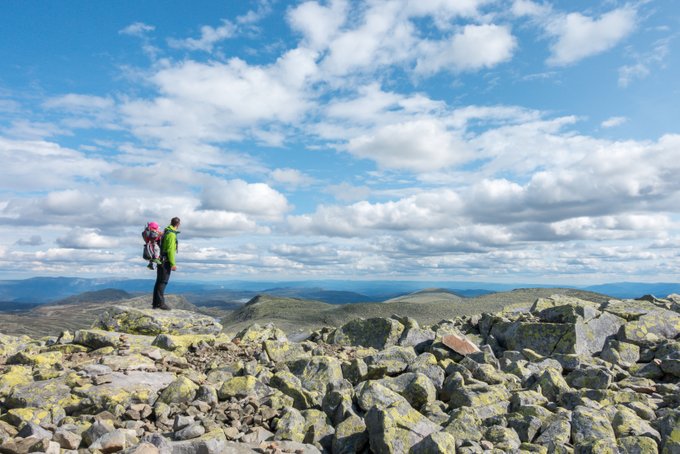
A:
[442,333,480,355]
[74,371,176,414]
[94,306,223,336]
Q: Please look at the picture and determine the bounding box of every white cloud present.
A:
[0,138,111,191]
[287,0,348,50]
[15,235,43,246]
[547,7,637,66]
[44,94,115,111]
[56,228,117,249]
[169,20,237,52]
[618,37,670,87]
[511,0,550,18]
[121,51,317,145]
[269,168,315,189]
[326,183,371,202]
[416,24,517,74]
[289,189,463,237]
[43,190,100,216]
[347,118,469,172]
[200,179,290,219]
[601,116,627,128]
[119,22,155,37]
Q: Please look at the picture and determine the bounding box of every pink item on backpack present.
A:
[148,222,159,230]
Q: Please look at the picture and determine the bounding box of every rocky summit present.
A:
[1,294,680,453]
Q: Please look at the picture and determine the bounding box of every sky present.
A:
[1,0,679,284]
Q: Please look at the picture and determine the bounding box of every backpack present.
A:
[142,223,162,260]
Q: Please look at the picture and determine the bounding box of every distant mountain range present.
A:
[0,276,678,311]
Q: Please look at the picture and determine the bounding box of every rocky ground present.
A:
[1,293,680,453]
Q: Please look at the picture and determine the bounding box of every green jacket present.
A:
[161,225,179,266]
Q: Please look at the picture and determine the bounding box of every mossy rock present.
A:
[374,372,436,411]
[0,366,33,397]
[355,381,408,413]
[571,405,616,447]
[288,356,344,397]
[95,306,223,335]
[6,350,63,368]
[5,376,80,414]
[269,371,317,410]
[363,346,417,378]
[234,323,287,344]
[329,318,405,350]
[151,333,220,353]
[332,415,368,454]
[275,407,306,443]
[73,371,175,414]
[218,375,269,400]
[365,400,440,454]
[157,376,199,404]
[264,339,310,363]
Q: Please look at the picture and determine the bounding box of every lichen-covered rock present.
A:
[166,428,229,453]
[0,366,33,397]
[5,376,80,415]
[611,406,660,443]
[301,409,334,451]
[275,407,306,442]
[0,333,31,357]
[151,333,220,353]
[288,356,344,397]
[442,407,483,446]
[531,367,572,401]
[263,340,310,363]
[493,307,624,357]
[485,425,521,451]
[617,436,659,453]
[234,323,288,344]
[449,383,511,419]
[411,431,457,453]
[329,318,405,350]
[652,411,680,453]
[74,329,154,351]
[365,400,440,454]
[531,295,601,313]
[157,376,199,404]
[534,413,571,447]
[618,309,680,346]
[95,306,223,335]
[507,413,542,443]
[363,345,417,378]
[355,381,408,412]
[74,371,175,414]
[375,372,436,410]
[218,375,269,400]
[600,340,640,368]
[566,366,613,390]
[571,406,616,448]
[332,414,367,454]
[100,352,156,371]
[407,352,445,390]
[89,428,139,452]
[83,418,116,446]
[269,371,316,409]
[6,350,63,367]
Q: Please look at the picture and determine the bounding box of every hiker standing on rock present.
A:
[152,217,181,310]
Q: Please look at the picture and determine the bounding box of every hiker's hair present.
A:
[171,217,181,227]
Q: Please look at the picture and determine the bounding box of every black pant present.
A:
[153,262,172,307]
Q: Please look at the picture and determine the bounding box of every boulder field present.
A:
[1,293,680,453]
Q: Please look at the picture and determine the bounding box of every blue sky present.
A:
[1,0,680,283]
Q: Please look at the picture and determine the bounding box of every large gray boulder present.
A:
[95,306,222,335]
[491,305,624,356]
[328,318,405,349]
[365,400,440,454]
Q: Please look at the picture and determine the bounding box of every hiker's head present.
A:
[148,222,159,230]
[171,217,181,228]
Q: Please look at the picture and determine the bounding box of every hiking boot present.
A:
[147,263,155,270]
[157,303,171,310]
